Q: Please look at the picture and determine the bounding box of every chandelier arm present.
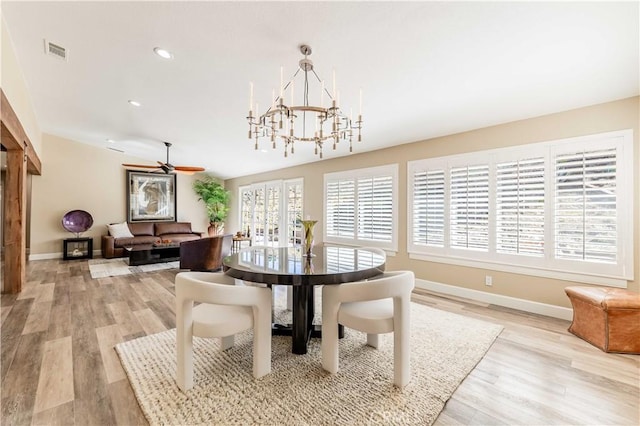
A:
[311,69,334,102]
[310,69,322,83]
[303,70,310,106]
[303,69,310,139]
[265,69,303,115]
[282,68,302,93]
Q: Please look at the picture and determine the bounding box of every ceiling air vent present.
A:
[44,40,67,61]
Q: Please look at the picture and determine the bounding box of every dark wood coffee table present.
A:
[124,243,181,266]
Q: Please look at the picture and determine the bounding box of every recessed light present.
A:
[153,47,173,60]
[128,100,141,107]
[106,139,115,143]
[261,149,268,153]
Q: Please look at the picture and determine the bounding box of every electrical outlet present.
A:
[485,275,493,286]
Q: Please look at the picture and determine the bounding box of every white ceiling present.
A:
[2,1,638,180]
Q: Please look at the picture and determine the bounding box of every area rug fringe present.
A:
[116,303,502,425]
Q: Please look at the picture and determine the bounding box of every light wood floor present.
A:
[1,259,638,425]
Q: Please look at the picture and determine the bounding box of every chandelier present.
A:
[247,45,362,158]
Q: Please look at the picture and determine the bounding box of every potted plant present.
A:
[192,175,230,236]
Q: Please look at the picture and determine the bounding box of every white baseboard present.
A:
[29,250,102,261]
[29,252,61,260]
[415,278,573,321]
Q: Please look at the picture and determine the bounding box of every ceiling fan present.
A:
[122,141,205,174]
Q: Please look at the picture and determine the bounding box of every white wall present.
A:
[0,14,42,155]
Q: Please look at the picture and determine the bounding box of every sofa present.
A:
[101,221,203,259]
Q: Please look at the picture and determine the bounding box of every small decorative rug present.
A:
[88,258,179,278]
[115,303,502,425]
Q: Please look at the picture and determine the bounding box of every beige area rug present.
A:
[88,258,179,278]
[115,302,503,425]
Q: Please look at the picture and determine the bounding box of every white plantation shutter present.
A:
[554,148,617,263]
[449,164,489,251]
[358,175,393,242]
[325,165,398,250]
[325,179,355,238]
[496,157,545,256]
[412,169,445,247]
[407,129,632,286]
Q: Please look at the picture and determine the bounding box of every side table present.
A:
[232,236,252,253]
[63,237,93,260]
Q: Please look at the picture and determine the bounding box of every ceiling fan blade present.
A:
[122,163,160,169]
[174,166,205,172]
[122,143,203,175]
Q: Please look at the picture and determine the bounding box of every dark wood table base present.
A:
[272,324,344,354]
[272,285,343,354]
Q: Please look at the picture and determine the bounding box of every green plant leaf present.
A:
[192,175,230,224]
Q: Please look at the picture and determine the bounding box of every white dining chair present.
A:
[321,270,415,388]
[175,271,272,392]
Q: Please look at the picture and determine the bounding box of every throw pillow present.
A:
[107,222,134,239]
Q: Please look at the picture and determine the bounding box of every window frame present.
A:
[407,129,634,287]
[324,164,399,253]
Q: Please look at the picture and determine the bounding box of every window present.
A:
[449,164,490,251]
[554,148,617,263]
[408,130,633,286]
[412,169,445,247]
[325,180,355,239]
[239,178,303,247]
[285,180,304,245]
[324,164,398,251]
[495,157,545,256]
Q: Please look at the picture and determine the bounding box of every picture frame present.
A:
[126,170,177,222]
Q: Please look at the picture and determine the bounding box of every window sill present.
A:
[408,252,629,288]
[322,241,397,257]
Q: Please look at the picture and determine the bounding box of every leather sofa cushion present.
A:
[128,222,155,236]
[162,234,201,243]
[114,235,159,247]
[155,222,193,236]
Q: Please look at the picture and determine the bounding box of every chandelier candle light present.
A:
[247,45,363,158]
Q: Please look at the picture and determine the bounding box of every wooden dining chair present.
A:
[175,271,272,392]
[321,270,415,387]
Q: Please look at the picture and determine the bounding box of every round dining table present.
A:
[222,245,386,354]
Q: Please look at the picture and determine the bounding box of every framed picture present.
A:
[127,171,176,222]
